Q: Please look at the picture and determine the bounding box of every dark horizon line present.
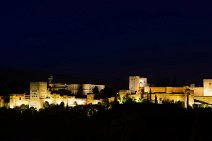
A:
[0,67,210,88]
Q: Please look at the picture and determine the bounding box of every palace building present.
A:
[119,76,212,108]
[1,75,212,110]
[8,81,113,109]
[7,76,113,110]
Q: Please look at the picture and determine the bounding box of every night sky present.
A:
[1,0,212,87]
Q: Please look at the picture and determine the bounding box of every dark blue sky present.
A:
[1,0,212,86]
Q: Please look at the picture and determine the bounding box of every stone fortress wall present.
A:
[3,75,212,109]
[119,76,212,107]
[7,77,112,109]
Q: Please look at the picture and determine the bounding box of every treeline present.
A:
[0,103,212,141]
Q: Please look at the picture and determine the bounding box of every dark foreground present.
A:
[0,103,211,141]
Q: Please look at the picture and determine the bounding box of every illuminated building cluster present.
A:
[119,76,212,108]
[8,76,115,110]
[0,75,212,110]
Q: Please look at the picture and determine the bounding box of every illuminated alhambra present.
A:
[0,75,212,109]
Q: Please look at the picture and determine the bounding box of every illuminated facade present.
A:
[4,75,212,110]
[29,82,49,109]
[0,96,4,108]
[203,79,212,96]
[8,81,112,110]
[119,76,212,107]
[67,84,105,95]
[48,76,105,95]
[129,76,147,94]
[10,94,29,108]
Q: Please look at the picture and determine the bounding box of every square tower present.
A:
[203,79,212,96]
[30,82,48,109]
[129,76,147,94]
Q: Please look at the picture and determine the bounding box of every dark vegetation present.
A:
[0,102,212,141]
[94,86,118,99]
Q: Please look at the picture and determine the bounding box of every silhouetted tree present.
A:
[101,99,109,109]
[54,89,72,96]
[101,86,118,98]
[17,104,29,112]
[60,102,65,107]
[43,101,50,108]
[122,95,135,104]
[77,84,84,97]
[92,86,99,95]
[149,88,152,102]
[155,95,158,104]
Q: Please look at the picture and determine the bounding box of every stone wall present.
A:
[9,94,29,108]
